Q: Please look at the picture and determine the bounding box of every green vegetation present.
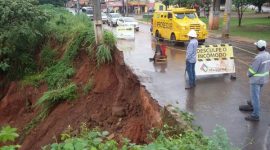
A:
[38,0,69,7]
[44,123,238,150]
[0,126,20,150]
[21,83,77,142]
[44,108,238,150]
[200,17,270,40]
[40,46,58,68]
[17,4,98,141]
[35,83,77,115]
[96,31,116,67]
[139,18,151,23]
[21,73,45,87]
[0,0,48,78]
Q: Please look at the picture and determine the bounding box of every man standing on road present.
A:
[239,40,270,121]
[185,30,198,89]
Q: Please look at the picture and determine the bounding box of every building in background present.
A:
[67,0,91,7]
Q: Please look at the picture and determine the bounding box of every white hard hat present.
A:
[254,40,267,48]
[187,30,197,38]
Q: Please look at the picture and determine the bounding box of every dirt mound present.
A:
[0,50,162,149]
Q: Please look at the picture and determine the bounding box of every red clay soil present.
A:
[0,49,162,149]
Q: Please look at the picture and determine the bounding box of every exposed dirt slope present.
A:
[0,50,162,149]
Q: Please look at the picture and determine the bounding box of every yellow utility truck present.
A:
[151,8,207,43]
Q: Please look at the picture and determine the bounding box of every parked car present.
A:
[101,12,108,24]
[117,17,139,31]
[107,13,122,27]
[81,7,93,20]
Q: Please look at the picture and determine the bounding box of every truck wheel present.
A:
[198,39,205,45]
[155,30,161,40]
[170,33,176,46]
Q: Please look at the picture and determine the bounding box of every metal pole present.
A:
[222,0,232,38]
[93,0,103,45]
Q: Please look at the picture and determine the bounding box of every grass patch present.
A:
[138,18,151,23]
[44,30,94,89]
[21,72,45,87]
[200,17,270,40]
[96,45,112,67]
[95,31,116,67]
[35,83,77,111]
[44,62,75,89]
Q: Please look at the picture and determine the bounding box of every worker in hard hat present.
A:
[185,30,198,89]
[239,40,270,121]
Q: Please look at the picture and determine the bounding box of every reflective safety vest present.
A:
[248,51,270,84]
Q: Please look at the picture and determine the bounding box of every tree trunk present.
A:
[258,4,262,13]
[238,16,242,26]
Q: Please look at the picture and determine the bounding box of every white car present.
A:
[81,7,93,20]
[117,17,139,31]
[101,13,108,24]
[107,13,122,27]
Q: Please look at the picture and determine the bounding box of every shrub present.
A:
[45,124,239,150]
[95,30,116,67]
[0,0,48,77]
[41,46,57,68]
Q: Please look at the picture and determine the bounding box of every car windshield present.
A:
[102,13,106,16]
[124,17,136,22]
[111,13,121,18]
[82,8,93,14]
[175,13,196,19]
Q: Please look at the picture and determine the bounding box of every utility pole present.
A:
[125,0,128,16]
[208,0,220,30]
[93,0,103,45]
[222,0,232,38]
[76,0,80,14]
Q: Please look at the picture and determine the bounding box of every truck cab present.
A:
[152,8,208,43]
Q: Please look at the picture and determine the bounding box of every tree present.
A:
[39,0,69,6]
[173,0,202,8]
[0,0,48,77]
[162,0,173,10]
[233,0,249,26]
[250,0,268,13]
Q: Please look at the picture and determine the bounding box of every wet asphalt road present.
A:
[105,23,270,149]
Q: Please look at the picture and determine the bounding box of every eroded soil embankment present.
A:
[0,50,162,149]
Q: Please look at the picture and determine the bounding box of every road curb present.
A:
[138,20,151,25]
[208,32,270,49]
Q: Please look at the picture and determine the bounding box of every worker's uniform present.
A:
[247,51,270,118]
[186,38,198,87]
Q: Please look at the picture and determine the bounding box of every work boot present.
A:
[185,85,194,90]
[245,115,259,122]
[239,105,253,111]
[247,100,252,106]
